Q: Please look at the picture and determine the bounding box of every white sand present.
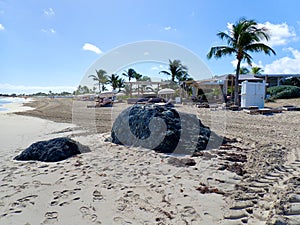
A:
[1,100,299,224]
[0,105,235,225]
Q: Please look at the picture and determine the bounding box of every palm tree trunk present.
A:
[172,74,175,82]
[234,60,241,106]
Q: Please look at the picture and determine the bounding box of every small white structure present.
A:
[241,81,266,108]
[158,88,175,95]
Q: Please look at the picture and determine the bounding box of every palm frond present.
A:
[245,43,276,55]
[207,46,236,59]
[159,70,171,76]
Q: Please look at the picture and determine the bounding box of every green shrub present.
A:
[267,85,300,99]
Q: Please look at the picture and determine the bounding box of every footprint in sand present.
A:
[79,206,100,223]
[93,190,103,201]
[50,189,81,207]
[3,194,38,217]
[43,211,58,224]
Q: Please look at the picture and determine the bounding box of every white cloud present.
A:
[151,66,159,71]
[264,47,300,74]
[259,22,296,47]
[231,59,264,68]
[0,23,5,30]
[226,22,296,47]
[0,83,76,95]
[151,65,165,71]
[164,26,176,31]
[82,43,102,54]
[230,59,249,69]
[41,28,56,34]
[44,8,55,16]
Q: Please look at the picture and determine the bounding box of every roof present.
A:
[254,74,300,78]
[238,74,263,81]
[124,81,170,85]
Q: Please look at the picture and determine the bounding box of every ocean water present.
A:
[0,97,25,111]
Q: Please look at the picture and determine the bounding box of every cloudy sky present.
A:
[1,0,300,94]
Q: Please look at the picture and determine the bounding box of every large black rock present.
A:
[111,104,223,154]
[14,137,90,162]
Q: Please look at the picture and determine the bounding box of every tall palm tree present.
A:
[251,66,264,74]
[122,68,136,82]
[159,59,188,82]
[207,18,276,106]
[88,69,108,94]
[108,74,119,91]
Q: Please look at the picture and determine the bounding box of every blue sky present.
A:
[1,0,300,94]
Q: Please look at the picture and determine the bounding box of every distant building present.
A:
[254,74,300,87]
[186,73,300,97]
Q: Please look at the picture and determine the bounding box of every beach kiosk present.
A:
[241,80,266,108]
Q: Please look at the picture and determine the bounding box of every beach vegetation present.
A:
[73,85,91,95]
[207,18,276,106]
[267,85,300,99]
[251,66,264,74]
[159,59,189,83]
[88,69,109,93]
[280,77,300,87]
[122,68,137,82]
[108,74,120,91]
[117,77,125,92]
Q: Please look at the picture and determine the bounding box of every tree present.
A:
[122,68,136,82]
[117,77,125,92]
[73,85,90,95]
[139,76,151,82]
[207,18,276,106]
[108,74,119,91]
[88,69,108,94]
[159,59,188,82]
[134,72,143,81]
[251,66,264,74]
[238,67,250,74]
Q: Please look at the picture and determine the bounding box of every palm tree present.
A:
[251,66,264,74]
[117,77,125,92]
[108,74,119,91]
[133,72,142,81]
[207,18,276,106]
[122,68,136,82]
[238,67,250,74]
[88,69,108,94]
[159,59,188,82]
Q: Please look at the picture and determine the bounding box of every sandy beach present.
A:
[0,97,299,224]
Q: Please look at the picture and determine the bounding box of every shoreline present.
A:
[0,97,299,224]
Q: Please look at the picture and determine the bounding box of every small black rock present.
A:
[14,137,90,162]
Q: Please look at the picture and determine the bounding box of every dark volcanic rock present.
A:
[14,137,90,162]
[111,104,223,154]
